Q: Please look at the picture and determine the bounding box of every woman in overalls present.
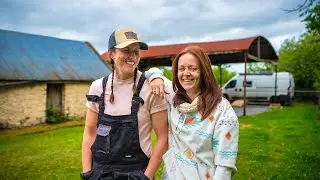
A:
[81,28,168,180]
[147,46,239,179]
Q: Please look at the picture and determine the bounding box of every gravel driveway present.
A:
[232,104,270,117]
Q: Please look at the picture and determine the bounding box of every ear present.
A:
[108,50,114,59]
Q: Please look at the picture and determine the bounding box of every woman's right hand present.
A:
[80,170,93,180]
[150,78,168,98]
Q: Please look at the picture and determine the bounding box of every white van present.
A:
[221,72,295,105]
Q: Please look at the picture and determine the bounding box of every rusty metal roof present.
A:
[101,35,278,67]
[0,29,111,81]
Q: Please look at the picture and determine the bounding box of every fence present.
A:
[294,89,320,104]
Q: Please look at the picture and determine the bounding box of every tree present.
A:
[247,62,275,73]
[304,2,320,33]
[212,66,237,87]
[161,67,173,80]
[278,32,320,89]
[283,0,320,33]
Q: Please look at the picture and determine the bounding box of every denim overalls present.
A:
[86,73,149,180]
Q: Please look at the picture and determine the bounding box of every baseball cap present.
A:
[108,28,148,50]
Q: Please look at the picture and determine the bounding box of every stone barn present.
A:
[0,29,111,128]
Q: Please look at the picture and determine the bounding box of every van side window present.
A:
[243,81,253,87]
[226,80,236,88]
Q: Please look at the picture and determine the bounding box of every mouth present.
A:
[182,79,194,83]
[125,60,135,66]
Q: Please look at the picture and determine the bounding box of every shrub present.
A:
[46,108,64,124]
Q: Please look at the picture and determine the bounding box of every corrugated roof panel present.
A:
[0,29,111,81]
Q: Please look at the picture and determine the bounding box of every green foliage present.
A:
[278,32,320,89]
[46,107,64,124]
[159,67,173,80]
[300,0,320,33]
[285,0,320,33]
[247,62,275,73]
[212,65,237,87]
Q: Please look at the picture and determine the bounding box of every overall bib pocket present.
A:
[92,124,112,154]
[109,125,135,154]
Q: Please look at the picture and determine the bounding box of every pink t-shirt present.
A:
[86,71,168,157]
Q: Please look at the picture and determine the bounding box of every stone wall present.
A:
[0,81,91,128]
[63,82,91,119]
[0,83,47,128]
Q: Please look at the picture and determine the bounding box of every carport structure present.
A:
[101,36,278,116]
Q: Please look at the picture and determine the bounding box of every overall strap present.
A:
[85,76,108,107]
[98,75,109,112]
[131,73,146,114]
[136,73,146,96]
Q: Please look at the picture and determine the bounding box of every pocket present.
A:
[91,124,111,154]
[162,148,201,180]
[109,126,135,154]
[138,171,150,180]
[130,170,150,180]
[112,170,149,180]
[162,149,183,180]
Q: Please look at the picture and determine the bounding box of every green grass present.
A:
[0,102,319,179]
[234,102,320,180]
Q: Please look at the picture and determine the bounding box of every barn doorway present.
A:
[46,84,63,113]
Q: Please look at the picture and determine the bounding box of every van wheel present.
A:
[270,96,279,103]
[279,95,291,106]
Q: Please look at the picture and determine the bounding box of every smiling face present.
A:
[177,53,201,95]
[111,42,140,80]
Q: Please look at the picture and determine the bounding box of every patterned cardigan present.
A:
[146,68,239,180]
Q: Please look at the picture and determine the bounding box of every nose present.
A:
[183,69,191,75]
[128,52,139,60]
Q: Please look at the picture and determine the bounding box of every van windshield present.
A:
[225,80,236,88]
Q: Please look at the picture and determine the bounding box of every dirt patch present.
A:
[240,124,253,128]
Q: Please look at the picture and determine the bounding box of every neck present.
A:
[186,89,200,102]
[115,70,134,80]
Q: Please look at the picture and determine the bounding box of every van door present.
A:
[243,80,256,99]
[223,79,237,100]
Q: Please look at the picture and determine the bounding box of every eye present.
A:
[178,66,185,71]
[191,67,198,71]
[134,50,140,56]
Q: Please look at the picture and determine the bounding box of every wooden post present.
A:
[243,52,247,116]
[219,64,222,87]
[275,64,278,102]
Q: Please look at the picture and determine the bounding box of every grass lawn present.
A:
[0,102,319,179]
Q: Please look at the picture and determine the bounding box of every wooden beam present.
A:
[247,54,277,64]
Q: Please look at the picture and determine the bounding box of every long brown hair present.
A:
[172,45,222,120]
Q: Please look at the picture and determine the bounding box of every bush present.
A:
[46,108,64,124]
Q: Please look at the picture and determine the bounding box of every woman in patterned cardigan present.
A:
[146,45,239,180]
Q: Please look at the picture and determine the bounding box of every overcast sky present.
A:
[0,0,307,72]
